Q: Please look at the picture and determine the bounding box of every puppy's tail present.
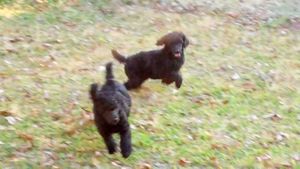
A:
[90,83,98,101]
[105,62,114,80]
[112,49,127,63]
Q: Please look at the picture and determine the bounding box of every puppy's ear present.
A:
[156,34,168,46]
[182,34,189,48]
[90,83,98,101]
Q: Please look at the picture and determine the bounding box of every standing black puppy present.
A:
[112,31,189,90]
[90,62,132,158]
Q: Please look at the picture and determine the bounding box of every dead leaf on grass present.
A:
[139,162,152,169]
[231,73,241,80]
[292,153,300,161]
[257,154,272,168]
[241,82,257,91]
[263,113,282,121]
[5,116,17,125]
[209,157,221,169]
[17,132,34,143]
[178,157,191,166]
[275,132,289,142]
[17,142,33,152]
[0,110,13,116]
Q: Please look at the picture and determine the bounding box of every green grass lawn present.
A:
[0,0,299,168]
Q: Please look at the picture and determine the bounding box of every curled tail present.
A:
[112,49,127,63]
[105,62,114,80]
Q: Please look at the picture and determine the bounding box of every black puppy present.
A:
[90,62,132,158]
[112,31,189,90]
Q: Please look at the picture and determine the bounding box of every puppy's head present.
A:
[156,31,189,59]
[90,84,121,125]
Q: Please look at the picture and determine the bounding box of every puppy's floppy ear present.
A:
[156,34,168,46]
[182,34,189,48]
[90,83,98,101]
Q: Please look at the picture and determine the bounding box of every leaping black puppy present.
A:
[112,31,189,90]
[90,62,132,158]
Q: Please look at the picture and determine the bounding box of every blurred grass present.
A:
[0,0,300,168]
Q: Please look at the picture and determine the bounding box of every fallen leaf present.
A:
[292,153,300,161]
[42,151,58,167]
[5,44,17,53]
[42,43,52,49]
[210,157,220,169]
[178,158,191,166]
[211,143,224,150]
[263,113,282,121]
[95,151,102,157]
[139,162,152,169]
[257,154,272,168]
[9,37,23,43]
[17,142,33,152]
[248,115,258,122]
[227,12,239,18]
[0,141,4,145]
[111,161,122,168]
[65,126,77,136]
[5,116,17,125]
[17,133,34,143]
[222,100,229,104]
[44,90,50,100]
[275,132,288,142]
[0,110,13,116]
[231,73,240,80]
[241,82,257,91]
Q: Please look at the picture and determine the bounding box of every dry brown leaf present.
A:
[263,113,282,121]
[222,100,229,104]
[178,158,191,166]
[241,82,257,91]
[227,12,239,18]
[211,143,227,150]
[0,110,13,116]
[18,133,34,143]
[210,157,221,169]
[9,37,23,43]
[65,125,77,136]
[17,142,33,152]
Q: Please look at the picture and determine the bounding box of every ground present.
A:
[0,0,300,168]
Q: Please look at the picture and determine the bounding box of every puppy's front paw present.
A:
[175,80,182,88]
[121,148,132,158]
[108,146,117,154]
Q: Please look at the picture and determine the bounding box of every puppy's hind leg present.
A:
[102,134,117,154]
[120,128,132,158]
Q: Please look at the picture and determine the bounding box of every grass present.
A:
[0,0,300,168]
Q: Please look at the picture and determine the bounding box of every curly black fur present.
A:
[90,62,132,158]
[112,31,189,90]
